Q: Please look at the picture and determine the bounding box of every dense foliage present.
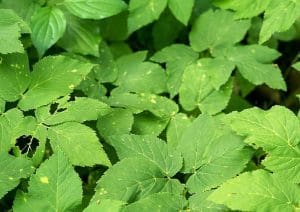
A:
[0,0,300,211]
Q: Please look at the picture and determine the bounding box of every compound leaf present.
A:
[18,56,94,111]
[13,151,82,212]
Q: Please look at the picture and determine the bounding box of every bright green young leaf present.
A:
[107,92,178,118]
[0,109,24,152]
[31,7,66,56]
[92,157,184,203]
[106,134,182,177]
[0,9,29,54]
[97,108,134,138]
[189,9,250,52]
[58,14,102,57]
[62,0,127,20]
[37,97,111,125]
[132,112,169,136]
[188,191,229,211]
[225,106,300,183]
[124,193,187,212]
[213,0,272,19]
[179,58,235,114]
[13,151,82,212]
[259,0,300,44]
[178,114,252,192]
[0,53,30,101]
[0,153,34,199]
[18,55,94,111]
[166,113,191,149]
[114,51,167,94]
[209,170,300,212]
[168,0,194,25]
[84,199,125,212]
[212,45,286,90]
[128,0,168,34]
[48,122,111,167]
[1,0,40,24]
[293,61,300,71]
[151,44,198,97]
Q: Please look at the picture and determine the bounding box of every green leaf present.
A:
[293,61,300,71]
[128,0,168,34]
[151,44,198,97]
[13,151,82,212]
[179,58,235,114]
[0,153,34,199]
[106,134,182,177]
[37,97,111,125]
[166,113,191,149]
[212,45,286,90]
[0,109,24,152]
[209,170,300,212]
[62,0,127,20]
[168,0,194,25]
[259,0,300,44]
[213,0,272,19]
[189,9,250,52]
[1,0,40,24]
[97,108,134,138]
[58,14,102,57]
[31,7,66,56]
[107,92,178,118]
[84,199,125,212]
[48,122,111,167]
[92,157,184,203]
[18,55,94,111]
[0,53,30,101]
[0,9,29,54]
[225,106,300,183]
[132,112,169,136]
[0,98,5,113]
[189,191,229,211]
[114,51,167,94]
[124,193,187,212]
[178,114,251,192]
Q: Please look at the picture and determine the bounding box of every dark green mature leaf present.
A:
[225,106,300,183]
[0,153,34,199]
[18,56,94,111]
[0,9,30,54]
[92,157,184,203]
[189,9,250,52]
[127,0,168,34]
[62,0,127,20]
[0,53,30,101]
[13,151,82,212]
[124,193,187,212]
[58,14,102,57]
[107,134,182,177]
[168,0,194,25]
[48,122,111,167]
[212,45,286,90]
[209,170,300,212]
[178,114,251,192]
[31,7,66,56]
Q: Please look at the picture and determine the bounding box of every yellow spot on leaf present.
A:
[40,176,49,184]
